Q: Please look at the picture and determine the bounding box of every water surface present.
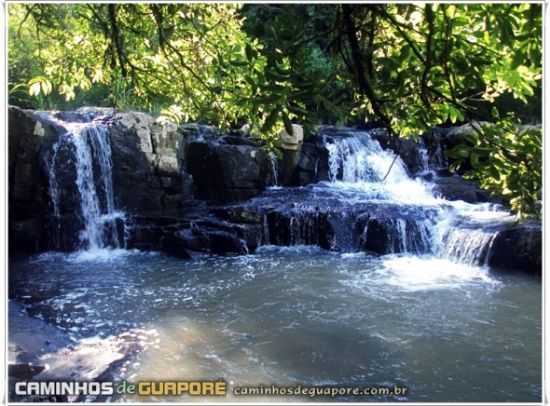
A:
[10,246,541,402]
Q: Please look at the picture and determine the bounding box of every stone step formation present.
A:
[8,106,541,275]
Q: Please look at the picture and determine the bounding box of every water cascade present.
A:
[322,130,509,266]
[46,116,126,251]
[269,152,279,187]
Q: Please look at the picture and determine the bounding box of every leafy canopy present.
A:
[8,3,542,217]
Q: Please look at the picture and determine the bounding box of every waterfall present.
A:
[326,136,376,182]
[442,228,497,266]
[269,152,279,187]
[323,130,507,265]
[45,117,126,251]
[47,141,62,218]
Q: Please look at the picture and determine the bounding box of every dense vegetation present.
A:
[8,4,541,217]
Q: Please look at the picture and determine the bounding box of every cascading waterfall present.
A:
[46,117,126,251]
[323,130,508,266]
[326,136,376,182]
[47,141,62,219]
[442,228,498,266]
[269,152,279,187]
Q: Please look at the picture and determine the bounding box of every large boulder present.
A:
[8,107,55,254]
[109,112,192,216]
[396,138,425,174]
[489,221,542,276]
[292,142,330,186]
[186,136,271,203]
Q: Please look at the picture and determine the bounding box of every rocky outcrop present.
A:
[210,185,440,255]
[291,141,330,186]
[185,134,272,203]
[489,221,542,276]
[109,111,192,216]
[8,107,54,254]
[8,107,541,277]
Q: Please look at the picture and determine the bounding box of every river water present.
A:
[10,246,541,402]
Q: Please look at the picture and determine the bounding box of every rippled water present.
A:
[10,246,541,402]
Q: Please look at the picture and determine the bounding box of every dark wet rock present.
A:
[176,228,211,252]
[185,138,271,203]
[219,135,259,146]
[179,123,221,141]
[125,215,189,251]
[214,185,439,254]
[9,302,71,360]
[109,112,190,216]
[432,176,500,204]
[8,107,53,254]
[194,218,262,250]
[54,107,115,123]
[208,230,249,255]
[10,219,44,255]
[160,233,192,259]
[356,214,434,255]
[292,142,330,186]
[211,205,265,224]
[9,363,45,381]
[489,221,542,276]
[9,300,148,402]
[396,138,425,174]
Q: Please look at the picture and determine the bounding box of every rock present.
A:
[211,206,265,224]
[219,135,258,146]
[293,142,330,186]
[8,106,54,254]
[396,138,424,174]
[194,218,262,252]
[125,215,188,251]
[356,215,434,255]
[177,228,210,252]
[109,112,191,216]
[279,124,304,151]
[432,175,500,204]
[8,301,71,402]
[213,184,441,254]
[179,123,220,141]
[54,107,115,123]
[10,219,44,255]
[186,139,271,203]
[208,230,249,255]
[160,233,192,259]
[9,363,45,381]
[489,221,541,275]
[279,125,304,185]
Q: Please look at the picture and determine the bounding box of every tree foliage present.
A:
[8,3,542,217]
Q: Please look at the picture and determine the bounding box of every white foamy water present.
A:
[66,248,144,263]
[339,254,500,295]
[324,130,512,265]
[378,255,500,291]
